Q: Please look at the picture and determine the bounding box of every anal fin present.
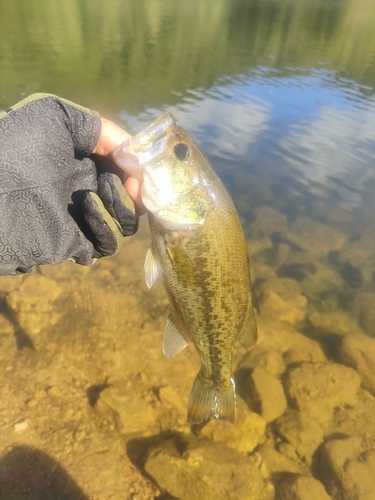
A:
[163,310,192,358]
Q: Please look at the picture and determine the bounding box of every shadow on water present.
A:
[0,446,88,500]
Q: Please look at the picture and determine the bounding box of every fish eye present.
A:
[173,143,189,161]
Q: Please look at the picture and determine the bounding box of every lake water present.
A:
[1,1,375,499]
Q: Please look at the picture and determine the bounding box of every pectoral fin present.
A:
[144,244,159,289]
[163,310,192,358]
[238,303,258,350]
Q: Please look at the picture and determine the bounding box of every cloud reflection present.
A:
[119,69,375,211]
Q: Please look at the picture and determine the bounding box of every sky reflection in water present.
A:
[120,68,375,216]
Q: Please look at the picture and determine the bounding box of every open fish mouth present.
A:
[113,112,176,178]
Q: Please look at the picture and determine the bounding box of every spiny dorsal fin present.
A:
[163,310,192,358]
[238,302,258,350]
[144,244,159,289]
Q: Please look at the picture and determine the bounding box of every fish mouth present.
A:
[113,112,176,178]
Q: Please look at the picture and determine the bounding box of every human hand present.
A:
[0,93,143,275]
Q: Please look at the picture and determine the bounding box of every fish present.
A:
[113,113,257,424]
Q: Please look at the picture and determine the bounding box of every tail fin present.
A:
[187,374,235,424]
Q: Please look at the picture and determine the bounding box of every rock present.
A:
[317,436,375,500]
[287,217,347,257]
[256,278,307,325]
[250,205,288,237]
[6,274,63,335]
[257,439,301,476]
[256,317,327,365]
[0,314,14,336]
[285,362,360,427]
[198,399,266,454]
[337,334,375,396]
[277,475,332,500]
[144,435,264,500]
[246,366,287,422]
[274,409,323,460]
[339,228,375,267]
[96,386,156,435]
[247,237,273,258]
[14,419,28,433]
[308,310,364,337]
[258,290,306,325]
[238,346,285,376]
[158,385,186,414]
[353,292,375,337]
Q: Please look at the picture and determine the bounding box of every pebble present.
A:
[14,419,28,432]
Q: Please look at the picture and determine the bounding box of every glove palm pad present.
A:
[80,173,138,258]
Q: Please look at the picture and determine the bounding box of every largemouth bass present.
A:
[113,113,257,424]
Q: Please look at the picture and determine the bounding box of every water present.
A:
[1,0,375,499]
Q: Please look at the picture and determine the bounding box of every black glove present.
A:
[0,93,138,275]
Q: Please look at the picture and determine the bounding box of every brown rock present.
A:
[277,475,331,500]
[274,408,323,460]
[318,436,375,500]
[353,292,375,337]
[287,217,347,257]
[145,435,264,500]
[338,334,375,396]
[246,366,287,422]
[198,398,266,454]
[285,362,360,427]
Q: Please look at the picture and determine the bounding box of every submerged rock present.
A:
[277,475,332,500]
[245,366,287,422]
[197,398,266,454]
[337,334,375,396]
[353,292,375,337]
[274,408,323,461]
[285,362,360,427]
[287,217,347,257]
[96,386,156,435]
[317,435,375,500]
[257,439,302,476]
[6,274,63,336]
[144,435,264,500]
[239,345,285,376]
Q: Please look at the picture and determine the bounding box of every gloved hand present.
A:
[0,93,140,275]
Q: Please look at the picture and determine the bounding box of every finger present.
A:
[93,118,131,156]
[124,176,147,215]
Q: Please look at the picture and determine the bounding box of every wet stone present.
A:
[96,386,156,435]
[317,436,375,500]
[287,217,347,257]
[285,362,360,427]
[238,345,285,376]
[353,292,375,337]
[274,408,323,461]
[256,278,307,326]
[250,205,289,238]
[256,317,327,365]
[337,334,375,396]
[6,274,63,336]
[277,475,332,500]
[198,398,266,454]
[257,439,301,476]
[144,435,264,500]
[246,366,287,422]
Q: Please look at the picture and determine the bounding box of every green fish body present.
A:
[113,113,257,424]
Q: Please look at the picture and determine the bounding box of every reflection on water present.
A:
[1,0,375,499]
